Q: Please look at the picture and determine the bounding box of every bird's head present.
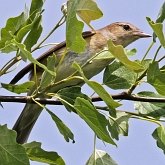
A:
[100,22,151,47]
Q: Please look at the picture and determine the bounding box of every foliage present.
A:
[0,0,165,164]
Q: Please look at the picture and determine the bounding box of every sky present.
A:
[0,0,165,165]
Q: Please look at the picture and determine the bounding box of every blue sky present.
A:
[0,0,165,165]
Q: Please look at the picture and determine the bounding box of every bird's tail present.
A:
[12,103,43,144]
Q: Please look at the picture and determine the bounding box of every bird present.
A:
[10,22,151,144]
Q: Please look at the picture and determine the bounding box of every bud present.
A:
[61,2,67,16]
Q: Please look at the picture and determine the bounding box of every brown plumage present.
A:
[11,22,151,144]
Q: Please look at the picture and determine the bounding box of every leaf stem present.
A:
[127,69,147,94]
[141,41,154,62]
[153,45,162,62]
[126,41,155,94]
[131,116,162,126]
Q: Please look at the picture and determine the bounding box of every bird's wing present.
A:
[10,30,96,84]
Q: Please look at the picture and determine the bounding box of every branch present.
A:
[0,92,165,105]
[92,92,165,102]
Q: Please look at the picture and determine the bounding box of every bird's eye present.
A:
[123,25,131,31]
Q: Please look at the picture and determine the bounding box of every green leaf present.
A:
[0,12,27,52]
[104,59,151,90]
[135,91,165,118]
[23,15,42,51]
[74,97,116,145]
[46,109,75,143]
[40,55,56,90]
[93,50,114,60]
[16,23,34,43]
[156,2,165,23]
[83,80,119,117]
[152,126,165,154]
[23,141,65,165]
[124,48,137,56]
[73,62,121,117]
[12,40,56,76]
[1,81,35,94]
[108,112,131,140]
[0,0,44,53]
[16,11,43,48]
[0,40,18,53]
[29,0,44,20]
[66,0,102,53]
[108,40,144,72]
[66,0,86,53]
[57,86,89,112]
[147,17,165,47]
[76,0,103,28]
[147,61,165,95]
[0,125,29,165]
[103,61,137,89]
[86,149,118,165]
[138,59,152,75]
[152,2,165,41]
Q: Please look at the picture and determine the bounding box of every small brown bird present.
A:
[11,22,151,144]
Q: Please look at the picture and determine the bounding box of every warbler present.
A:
[10,22,151,144]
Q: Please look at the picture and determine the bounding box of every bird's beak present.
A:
[134,31,152,38]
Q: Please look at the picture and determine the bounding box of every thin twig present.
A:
[96,106,165,124]
[0,56,21,76]
[158,55,165,62]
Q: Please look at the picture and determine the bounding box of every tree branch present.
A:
[0,92,165,105]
